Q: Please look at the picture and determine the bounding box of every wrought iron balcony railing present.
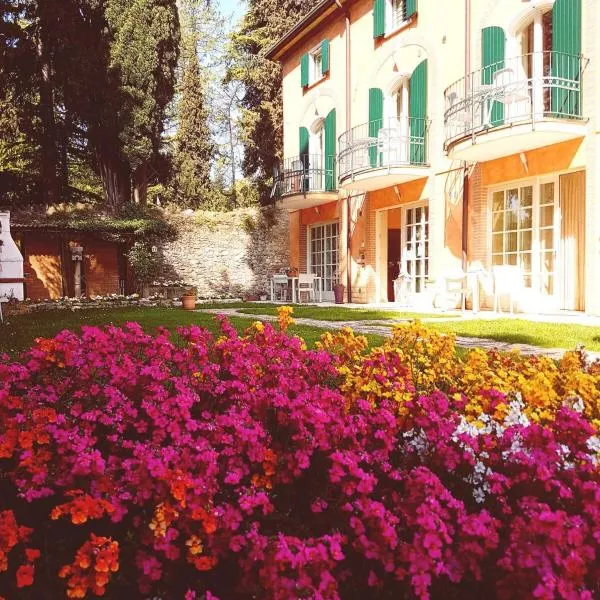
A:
[272,154,337,198]
[444,51,586,148]
[337,116,430,182]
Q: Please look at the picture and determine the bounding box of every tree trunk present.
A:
[58,107,71,193]
[228,102,237,208]
[36,6,59,205]
[133,164,148,205]
[96,149,131,212]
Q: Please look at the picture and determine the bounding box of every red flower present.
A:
[16,564,35,588]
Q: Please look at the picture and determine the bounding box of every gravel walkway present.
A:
[199,308,600,361]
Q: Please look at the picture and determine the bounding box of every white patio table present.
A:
[270,275,323,303]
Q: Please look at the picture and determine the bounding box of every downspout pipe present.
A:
[335,0,352,302]
[461,0,471,273]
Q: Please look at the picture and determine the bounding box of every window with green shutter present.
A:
[409,59,427,164]
[373,0,385,38]
[301,54,309,88]
[481,26,506,127]
[321,40,330,75]
[405,0,417,19]
[299,127,309,191]
[551,0,581,117]
[324,109,336,191]
[368,88,384,167]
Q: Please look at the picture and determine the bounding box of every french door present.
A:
[309,222,339,300]
[490,179,562,306]
[401,203,429,294]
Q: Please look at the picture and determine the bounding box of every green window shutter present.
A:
[373,0,385,38]
[301,53,309,88]
[299,127,310,191]
[368,88,384,167]
[551,0,582,117]
[324,109,336,191]
[481,26,506,127]
[321,40,330,75]
[409,59,427,164]
[405,0,417,19]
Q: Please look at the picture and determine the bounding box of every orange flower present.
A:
[60,535,119,598]
[51,492,114,525]
[25,548,40,562]
[16,564,34,588]
[190,556,218,572]
[191,506,217,535]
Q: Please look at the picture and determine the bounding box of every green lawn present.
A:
[0,307,385,357]
[428,318,600,352]
[230,305,452,322]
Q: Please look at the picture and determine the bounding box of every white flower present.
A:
[572,397,585,413]
[586,435,600,454]
[473,488,486,504]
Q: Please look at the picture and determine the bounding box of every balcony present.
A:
[273,154,337,210]
[338,117,430,192]
[444,51,587,162]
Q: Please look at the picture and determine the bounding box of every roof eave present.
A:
[264,0,342,62]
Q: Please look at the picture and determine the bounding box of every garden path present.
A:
[199,308,600,362]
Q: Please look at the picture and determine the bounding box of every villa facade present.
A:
[266,0,598,313]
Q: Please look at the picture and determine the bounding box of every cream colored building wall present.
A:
[278,0,600,310]
[281,15,347,161]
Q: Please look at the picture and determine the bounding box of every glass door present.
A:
[402,203,429,294]
[309,222,339,300]
[490,181,559,304]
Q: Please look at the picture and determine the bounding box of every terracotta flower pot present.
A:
[181,295,196,310]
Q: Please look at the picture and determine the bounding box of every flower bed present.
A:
[2,295,245,316]
[0,312,598,599]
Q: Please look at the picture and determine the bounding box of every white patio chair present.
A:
[443,272,468,312]
[446,91,474,125]
[492,265,525,314]
[393,271,412,307]
[271,274,289,302]
[291,159,306,193]
[493,68,530,104]
[297,273,316,303]
[378,126,406,165]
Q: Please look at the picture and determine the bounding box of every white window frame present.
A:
[308,43,324,86]
[386,0,408,35]
[400,200,430,295]
[487,175,560,301]
[508,6,554,118]
[307,221,340,299]
[308,121,325,190]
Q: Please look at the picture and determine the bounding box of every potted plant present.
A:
[181,287,197,310]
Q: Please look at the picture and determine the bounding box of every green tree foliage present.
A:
[0,0,180,211]
[228,0,319,204]
[105,0,180,205]
[169,0,214,208]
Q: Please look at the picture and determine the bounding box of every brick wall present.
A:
[21,232,123,300]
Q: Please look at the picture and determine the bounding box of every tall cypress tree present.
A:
[105,0,180,205]
[228,0,319,204]
[169,1,214,208]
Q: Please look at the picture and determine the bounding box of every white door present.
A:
[490,181,560,309]
[401,203,429,294]
[309,222,339,301]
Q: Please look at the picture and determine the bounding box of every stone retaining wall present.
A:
[161,206,290,298]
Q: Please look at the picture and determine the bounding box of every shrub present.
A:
[0,316,598,599]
